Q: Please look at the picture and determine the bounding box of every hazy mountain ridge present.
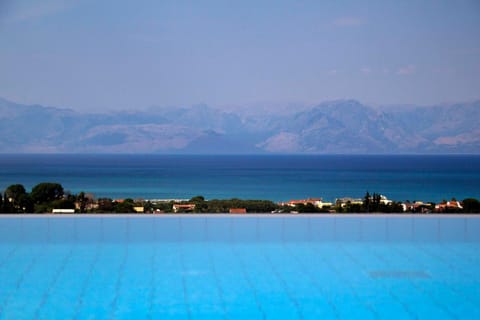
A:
[0,97,478,153]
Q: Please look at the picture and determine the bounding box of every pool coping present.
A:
[1,213,479,218]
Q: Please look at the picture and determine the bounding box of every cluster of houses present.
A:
[170,204,246,214]
[279,198,334,209]
[54,194,465,214]
[278,195,463,213]
[280,196,392,210]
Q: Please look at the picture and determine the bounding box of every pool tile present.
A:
[21,217,49,243]
[466,218,480,241]
[155,217,181,241]
[102,217,129,242]
[231,217,258,242]
[282,216,310,241]
[128,217,156,242]
[334,217,361,241]
[386,217,414,242]
[439,217,467,242]
[75,217,103,242]
[359,216,387,241]
[0,218,21,242]
[48,218,75,243]
[206,217,232,242]
[181,217,207,241]
[257,217,283,242]
[413,217,440,242]
[309,216,335,241]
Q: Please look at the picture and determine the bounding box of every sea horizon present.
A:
[1,154,479,203]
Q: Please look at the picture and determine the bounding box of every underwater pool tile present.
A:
[260,294,301,319]
[413,217,440,242]
[1,215,479,319]
[298,298,338,320]
[282,216,310,241]
[385,217,414,242]
[373,300,414,320]
[333,297,378,320]
[206,217,232,242]
[231,217,258,242]
[439,217,466,242]
[466,218,480,242]
[309,217,335,241]
[360,216,387,241]
[0,218,21,242]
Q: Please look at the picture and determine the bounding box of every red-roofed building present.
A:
[173,203,196,213]
[229,208,247,214]
[435,200,463,212]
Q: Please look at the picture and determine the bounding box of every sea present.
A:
[0,154,479,203]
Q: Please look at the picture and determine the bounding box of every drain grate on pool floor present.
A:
[369,270,431,279]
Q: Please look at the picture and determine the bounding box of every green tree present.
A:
[5,184,26,203]
[2,192,12,212]
[363,191,371,213]
[97,198,114,212]
[348,203,363,213]
[152,201,173,213]
[372,193,381,212]
[296,203,318,213]
[190,195,205,202]
[31,183,64,204]
[76,192,87,213]
[4,184,30,213]
[190,196,208,213]
[18,194,34,213]
[51,199,76,210]
[114,199,135,213]
[462,198,480,213]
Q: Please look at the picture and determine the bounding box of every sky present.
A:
[0,0,479,112]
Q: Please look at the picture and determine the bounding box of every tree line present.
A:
[1,183,71,213]
[1,183,480,213]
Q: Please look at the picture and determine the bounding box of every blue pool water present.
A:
[0,215,479,319]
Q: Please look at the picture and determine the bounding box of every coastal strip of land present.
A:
[2,182,479,214]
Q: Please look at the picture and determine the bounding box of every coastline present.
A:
[1,213,479,218]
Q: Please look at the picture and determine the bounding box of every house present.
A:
[402,201,434,213]
[379,195,392,205]
[133,206,144,213]
[435,200,463,212]
[281,198,333,209]
[335,197,363,208]
[229,208,247,214]
[173,203,196,213]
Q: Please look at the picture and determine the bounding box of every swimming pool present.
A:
[0,215,479,319]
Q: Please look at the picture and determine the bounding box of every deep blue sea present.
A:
[0,154,479,203]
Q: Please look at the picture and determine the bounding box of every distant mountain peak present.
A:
[0,97,478,154]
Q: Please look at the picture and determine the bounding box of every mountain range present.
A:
[0,97,479,154]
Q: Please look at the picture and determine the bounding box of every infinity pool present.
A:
[0,215,479,319]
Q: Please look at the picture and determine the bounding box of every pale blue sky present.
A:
[0,0,479,111]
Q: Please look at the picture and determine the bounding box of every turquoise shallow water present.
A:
[0,215,479,319]
[0,154,479,202]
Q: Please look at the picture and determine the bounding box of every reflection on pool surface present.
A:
[0,215,479,319]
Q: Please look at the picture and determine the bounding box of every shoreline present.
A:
[1,213,479,218]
